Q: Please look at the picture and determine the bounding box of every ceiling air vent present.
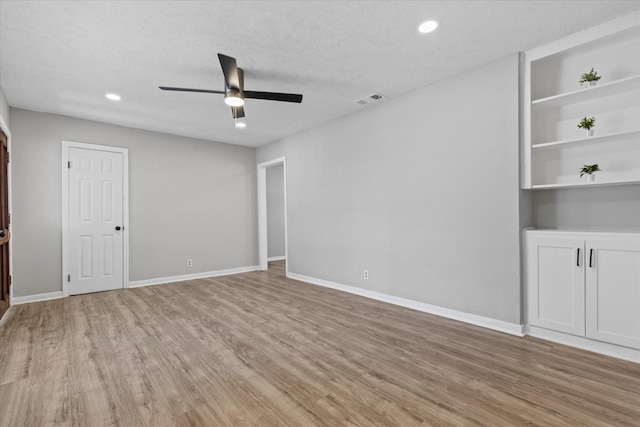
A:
[354,93,385,106]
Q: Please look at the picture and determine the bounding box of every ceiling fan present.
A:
[159,53,303,121]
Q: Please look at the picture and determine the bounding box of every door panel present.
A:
[527,236,585,336]
[68,147,123,295]
[586,239,640,349]
[0,129,9,318]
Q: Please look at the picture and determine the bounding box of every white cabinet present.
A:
[526,230,640,350]
[586,239,640,349]
[526,235,585,336]
[522,16,640,189]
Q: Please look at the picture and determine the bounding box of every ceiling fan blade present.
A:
[218,53,240,90]
[231,105,245,119]
[244,91,303,103]
[159,86,225,94]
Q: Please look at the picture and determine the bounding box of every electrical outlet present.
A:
[187,259,193,267]
[363,270,369,280]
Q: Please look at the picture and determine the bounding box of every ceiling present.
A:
[1,1,639,148]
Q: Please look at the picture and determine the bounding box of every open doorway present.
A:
[257,157,287,274]
[266,164,286,262]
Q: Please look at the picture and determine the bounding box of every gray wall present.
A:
[10,108,257,297]
[533,186,640,231]
[266,164,286,258]
[0,87,9,128]
[257,54,522,324]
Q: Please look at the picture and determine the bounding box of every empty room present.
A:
[1,1,640,426]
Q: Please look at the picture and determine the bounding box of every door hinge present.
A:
[67,274,70,282]
[8,275,11,287]
[6,152,9,163]
[68,161,71,169]
[7,213,10,224]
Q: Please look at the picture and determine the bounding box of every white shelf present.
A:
[532,130,640,149]
[530,178,640,190]
[532,74,640,108]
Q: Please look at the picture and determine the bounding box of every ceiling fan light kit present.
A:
[160,53,302,123]
[224,91,244,107]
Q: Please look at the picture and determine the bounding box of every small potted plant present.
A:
[579,68,602,87]
[580,164,601,182]
[578,116,596,136]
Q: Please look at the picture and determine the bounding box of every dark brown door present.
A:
[0,128,9,319]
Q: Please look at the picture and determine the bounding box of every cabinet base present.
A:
[527,326,640,364]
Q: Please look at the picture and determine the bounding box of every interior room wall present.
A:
[266,164,286,258]
[257,54,522,324]
[532,186,640,231]
[10,108,257,298]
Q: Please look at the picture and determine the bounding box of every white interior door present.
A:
[68,147,124,295]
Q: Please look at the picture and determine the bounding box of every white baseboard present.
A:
[287,272,525,337]
[268,256,286,262]
[12,291,65,305]
[129,265,261,288]
[527,326,640,364]
[9,266,261,305]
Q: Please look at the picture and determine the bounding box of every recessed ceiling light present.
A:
[418,20,439,34]
[235,122,246,129]
[105,93,121,101]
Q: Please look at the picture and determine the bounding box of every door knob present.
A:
[0,230,4,238]
[115,226,122,231]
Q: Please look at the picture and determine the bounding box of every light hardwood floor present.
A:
[1,261,639,426]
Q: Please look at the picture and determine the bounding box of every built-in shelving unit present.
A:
[522,17,640,189]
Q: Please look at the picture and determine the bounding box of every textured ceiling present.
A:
[1,1,639,147]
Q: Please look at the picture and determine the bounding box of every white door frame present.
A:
[61,140,130,297]
[257,157,288,273]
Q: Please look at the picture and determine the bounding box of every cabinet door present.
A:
[586,238,640,350]
[526,235,585,336]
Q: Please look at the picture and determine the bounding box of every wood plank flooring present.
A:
[1,260,639,426]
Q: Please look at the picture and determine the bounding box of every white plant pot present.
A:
[586,129,594,137]
[587,174,596,182]
[589,81,597,87]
